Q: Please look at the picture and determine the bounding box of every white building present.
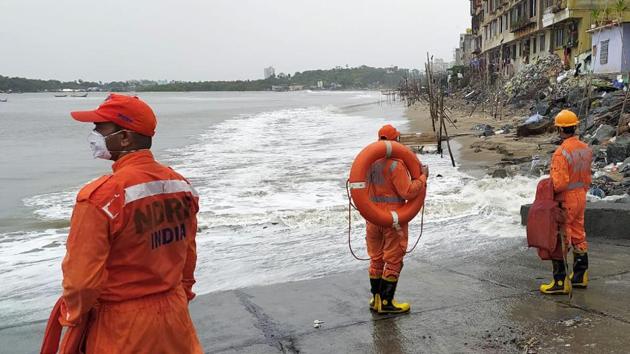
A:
[432,58,451,72]
[264,66,276,79]
[590,22,630,75]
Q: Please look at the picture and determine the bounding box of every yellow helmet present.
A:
[554,110,579,127]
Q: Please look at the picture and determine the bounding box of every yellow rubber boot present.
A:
[378,278,410,314]
[540,260,570,295]
[369,277,381,311]
[540,276,570,294]
[570,252,589,288]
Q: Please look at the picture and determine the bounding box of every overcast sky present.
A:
[0,0,470,82]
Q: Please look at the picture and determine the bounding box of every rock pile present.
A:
[455,53,630,200]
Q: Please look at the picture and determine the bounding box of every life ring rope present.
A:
[345,179,426,261]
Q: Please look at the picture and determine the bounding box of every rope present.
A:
[346,179,425,261]
[558,202,573,301]
[405,206,425,254]
[347,180,370,261]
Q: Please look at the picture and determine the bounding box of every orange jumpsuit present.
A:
[59,150,202,353]
[550,136,592,254]
[366,158,426,280]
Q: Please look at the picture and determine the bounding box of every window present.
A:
[530,0,537,17]
[512,44,517,59]
[533,37,538,53]
[554,28,564,48]
[540,33,546,51]
[600,40,609,65]
[504,14,509,31]
[499,16,503,32]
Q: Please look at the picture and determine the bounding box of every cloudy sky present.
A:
[0,0,470,82]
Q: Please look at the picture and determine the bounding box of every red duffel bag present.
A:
[526,178,565,260]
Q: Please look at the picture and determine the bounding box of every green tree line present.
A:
[1,66,413,93]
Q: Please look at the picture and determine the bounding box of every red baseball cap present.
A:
[378,124,400,141]
[71,94,157,137]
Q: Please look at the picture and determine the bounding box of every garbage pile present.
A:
[504,55,563,101]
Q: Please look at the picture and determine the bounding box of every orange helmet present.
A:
[554,110,579,127]
[378,124,400,141]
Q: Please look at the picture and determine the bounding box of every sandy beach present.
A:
[403,99,558,177]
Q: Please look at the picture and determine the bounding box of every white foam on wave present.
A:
[23,190,77,220]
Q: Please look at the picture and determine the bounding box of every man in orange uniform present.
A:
[58,94,203,353]
[540,110,592,295]
[367,124,428,314]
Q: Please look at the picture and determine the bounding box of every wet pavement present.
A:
[2,236,629,353]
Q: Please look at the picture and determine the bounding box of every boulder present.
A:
[534,100,551,116]
[606,134,630,163]
[472,124,495,137]
[591,124,616,145]
[517,117,554,137]
[620,157,630,173]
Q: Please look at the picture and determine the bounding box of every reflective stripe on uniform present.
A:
[390,210,400,230]
[571,148,592,173]
[389,161,398,174]
[349,182,366,189]
[567,182,585,190]
[385,141,392,158]
[124,180,198,205]
[368,161,386,185]
[561,149,573,165]
[370,195,405,203]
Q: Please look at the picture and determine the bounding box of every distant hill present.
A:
[142,66,413,92]
[0,66,416,93]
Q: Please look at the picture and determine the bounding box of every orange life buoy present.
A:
[348,140,425,227]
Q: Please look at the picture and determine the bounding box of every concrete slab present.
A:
[189,291,268,353]
[520,202,630,239]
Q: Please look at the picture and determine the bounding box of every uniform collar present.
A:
[563,136,578,144]
[112,150,155,172]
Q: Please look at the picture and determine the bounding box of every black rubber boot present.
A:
[369,277,381,311]
[571,252,589,288]
[378,278,410,314]
[540,259,570,295]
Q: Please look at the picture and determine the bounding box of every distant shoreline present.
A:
[1,66,413,94]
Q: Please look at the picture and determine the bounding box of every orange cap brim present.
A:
[70,110,110,123]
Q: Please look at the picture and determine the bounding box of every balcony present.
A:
[510,17,536,32]
[542,3,571,28]
[550,0,567,13]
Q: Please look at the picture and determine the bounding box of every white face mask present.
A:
[87,130,127,160]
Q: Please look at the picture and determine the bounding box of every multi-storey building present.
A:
[470,0,630,77]
[454,30,475,66]
[264,66,276,79]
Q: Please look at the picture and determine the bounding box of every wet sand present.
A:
[404,100,556,177]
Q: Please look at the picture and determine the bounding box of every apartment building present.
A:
[470,0,629,77]
[454,31,475,66]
